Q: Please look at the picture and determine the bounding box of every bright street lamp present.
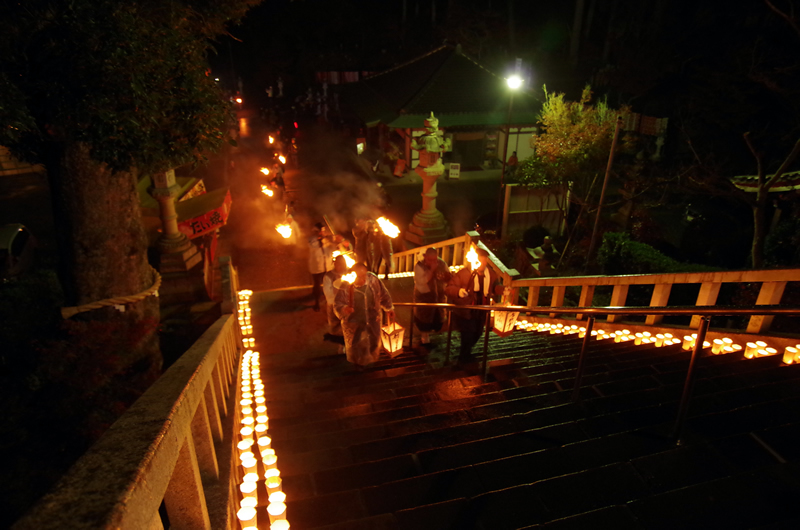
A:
[506,75,523,90]
[497,75,524,237]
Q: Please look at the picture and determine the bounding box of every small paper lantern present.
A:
[381,321,405,357]
[237,506,257,528]
[267,502,287,524]
[271,520,290,530]
[492,307,519,337]
[784,346,798,364]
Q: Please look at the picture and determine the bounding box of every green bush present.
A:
[598,232,718,275]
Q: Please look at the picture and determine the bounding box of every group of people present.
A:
[413,247,504,363]
[309,221,505,368]
[308,222,395,367]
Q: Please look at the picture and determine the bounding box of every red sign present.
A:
[177,188,232,239]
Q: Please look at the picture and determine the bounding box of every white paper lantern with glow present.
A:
[380,321,405,357]
[271,520,291,530]
[268,502,287,524]
[239,481,258,500]
[237,506,258,529]
[266,475,282,495]
[783,346,798,364]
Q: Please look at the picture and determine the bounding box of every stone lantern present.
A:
[149,169,201,273]
[405,112,452,246]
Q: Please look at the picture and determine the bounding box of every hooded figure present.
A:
[334,263,395,366]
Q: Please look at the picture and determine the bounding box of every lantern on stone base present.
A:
[381,320,405,358]
[492,305,519,337]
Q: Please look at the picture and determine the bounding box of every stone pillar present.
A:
[405,112,451,247]
[149,169,201,273]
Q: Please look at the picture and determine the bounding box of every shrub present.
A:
[598,232,718,275]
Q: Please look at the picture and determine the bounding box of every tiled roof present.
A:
[730,170,800,192]
[343,45,541,128]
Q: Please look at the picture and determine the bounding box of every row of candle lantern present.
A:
[513,319,795,363]
[236,290,290,530]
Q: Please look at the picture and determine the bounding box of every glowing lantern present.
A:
[784,346,798,364]
[381,320,405,357]
[240,497,258,509]
[267,502,287,524]
[711,339,724,354]
[261,184,274,197]
[239,481,257,500]
[271,520,291,530]
[276,223,292,239]
[263,453,278,469]
[744,342,758,358]
[682,336,694,350]
[237,506,257,528]
[268,136,274,144]
[266,475,282,495]
[492,307,518,338]
[260,167,270,176]
[375,217,400,238]
[269,491,287,505]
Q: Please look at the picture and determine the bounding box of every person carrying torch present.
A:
[334,262,395,367]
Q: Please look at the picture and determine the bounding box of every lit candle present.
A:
[655,334,665,347]
[744,342,758,358]
[266,475,282,495]
[634,333,643,345]
[271,520,291,530]
[239,481,258,500]
[237,506,258,528]
[682,336,694,350]
[711,339,723,354]
[784,346,798,364]
[240,496,258,509]
[269,491,287,504]
[267,502,287,524]
[764,347,777,356]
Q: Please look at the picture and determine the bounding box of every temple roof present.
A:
[730,170,800,192]
[342,45,541,129]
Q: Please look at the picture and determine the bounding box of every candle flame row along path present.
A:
[236,289,290,530]
[514,319,800,363]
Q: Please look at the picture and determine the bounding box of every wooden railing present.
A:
[511,268,798,335]
[390,230,521,287]
[13,315,241,530]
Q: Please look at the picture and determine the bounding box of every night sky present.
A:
[212,0,800,173]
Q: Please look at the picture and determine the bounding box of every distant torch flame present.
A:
[466,245,481,269]
[332,250,355,268]
[278,155,286,164]
[342,271,357,284]
[235,98,243,104]
[276,223,292,238]
[260,167,270,176]
[268,136,274,144]
[376,217,400,238]
[261,184,274,197]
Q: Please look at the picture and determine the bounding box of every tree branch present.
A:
[764,0,800,38]
[743,131,765,187]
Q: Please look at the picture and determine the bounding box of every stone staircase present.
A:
[255,329,800,529]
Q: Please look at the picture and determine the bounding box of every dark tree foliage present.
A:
[0,0,259,172]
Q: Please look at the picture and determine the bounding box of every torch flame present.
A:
[261,184,274,197]
[376,217,400,238]
[276,223,292,238]
[466,245,481,270]
[342,271,357,284]
[332,250,355,268]
[268,136,274,144]
[260,167,270,176]
[278,155,286,164]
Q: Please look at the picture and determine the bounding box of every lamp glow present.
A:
[506,75,523,89]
